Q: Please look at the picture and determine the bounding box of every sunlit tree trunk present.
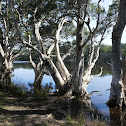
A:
[9,0,112,101]
[63,1,88,98]
[55,18,71,83]
[0,28,12,85]
[108,0,126,108]
[0,1,24,86]
[29,20,45,94]
[63,0,105,99]
[29,51,44,93]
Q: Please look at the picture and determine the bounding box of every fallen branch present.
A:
[89,91,102,96]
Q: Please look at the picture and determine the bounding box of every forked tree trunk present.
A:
[108,0,126,107]
[9,0,103,101]
[29,50,44,94]
[33,67,44,90]
[66,8,88,97]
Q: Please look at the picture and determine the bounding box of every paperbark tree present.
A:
[29,47,44,94]
[9,0,114,100]
[62,0,114,99]
[107,0,126,108]
[0,1,25,85]
[0,28,12,85]
[28,17,45,94]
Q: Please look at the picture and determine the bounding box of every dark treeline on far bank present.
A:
[16,43,126,65]
[98,43,126,65]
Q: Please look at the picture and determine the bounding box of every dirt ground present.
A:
[0,91,67,126]
[0,91,108,126]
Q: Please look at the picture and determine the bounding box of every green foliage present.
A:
[98,43,126,65]
[39,21,57,38]
[15,49,39,61]
[88,1,106,20]
[61,21,76,39]
[0,81,52,100]
[34,83,52,100]
[98,44,112,65]
[0,82,30,99]
[15,0,57,23]
[66,114,85,126]
[34,88,48,100]
[121,44,126,59]
[78,114,85,126]
[66,115,72,124]
[107,0,119,17]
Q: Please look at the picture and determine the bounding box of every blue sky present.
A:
[92,0,126,45]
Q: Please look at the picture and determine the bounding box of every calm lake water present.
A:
[12,61,126,125]
[12,61,55,92]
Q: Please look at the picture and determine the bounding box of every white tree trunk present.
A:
[108,0,126,107]
[0,28,12,85]
[55,18,70,82]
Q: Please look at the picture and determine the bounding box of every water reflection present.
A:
[87,74,112,117]
[13,61,32,69]
[110,108,126,126]
[92,64,112,77]
[12,62,119,124]
[12,62,55,92]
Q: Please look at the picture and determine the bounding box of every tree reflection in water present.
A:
[12,62,126,125]
[110,108,126,126]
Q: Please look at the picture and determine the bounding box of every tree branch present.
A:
[8,0,48,61]
[91,67,103,79]
[62,45,76,61]
[28,35,36,69]
[55,17,71,80]
[34,16,45,54]
[47,43,55,55]
[0,1,8,53]
[0,44,5,57]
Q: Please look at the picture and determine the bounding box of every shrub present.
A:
[0,82,30,99]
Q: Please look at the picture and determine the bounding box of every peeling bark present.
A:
[108,0,126,108]
[0,1,26,86]
[123,57,126,91]
[66,1,86,97]
[72,18,85,96]
[0,28,12,85]
[29,51,44,92]
[9,0,112,103]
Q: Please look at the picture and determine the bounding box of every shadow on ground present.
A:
[0,91,109,126]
